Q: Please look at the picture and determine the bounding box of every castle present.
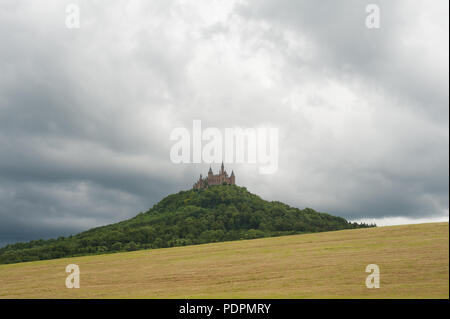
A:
[193,163,235,189]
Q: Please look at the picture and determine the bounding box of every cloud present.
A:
[0,0,448,246]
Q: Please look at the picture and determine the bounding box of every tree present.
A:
[111,242,122,251]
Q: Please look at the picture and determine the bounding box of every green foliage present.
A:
[0,185,374,264]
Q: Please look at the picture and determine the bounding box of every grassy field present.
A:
[0,222,448,298]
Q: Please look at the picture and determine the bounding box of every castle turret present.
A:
[230,170,235,185]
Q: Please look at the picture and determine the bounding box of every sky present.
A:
[0,0,448,247]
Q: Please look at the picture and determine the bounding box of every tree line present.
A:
[0,185,374,264]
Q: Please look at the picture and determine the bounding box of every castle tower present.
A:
[230,170,235,185]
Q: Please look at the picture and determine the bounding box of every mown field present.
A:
[0,222,448,298]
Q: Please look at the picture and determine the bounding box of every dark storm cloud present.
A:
[232,0,448,222]
[0,0,448,246]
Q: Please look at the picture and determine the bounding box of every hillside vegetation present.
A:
[0,223,447,298]
[0,185,371,264]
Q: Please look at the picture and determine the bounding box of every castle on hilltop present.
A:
[193,163,235,189]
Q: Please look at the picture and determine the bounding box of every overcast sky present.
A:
[0,0,448,247]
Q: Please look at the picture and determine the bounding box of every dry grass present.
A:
[0,222,448,298]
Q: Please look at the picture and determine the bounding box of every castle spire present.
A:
[230,170,235,185]
[221,161,224,174]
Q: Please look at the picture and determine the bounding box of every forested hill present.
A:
[0,185,373,264]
